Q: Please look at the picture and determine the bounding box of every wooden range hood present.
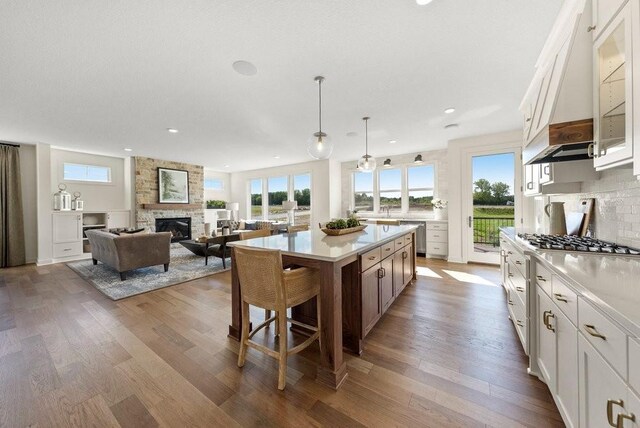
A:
[524,118,594,165]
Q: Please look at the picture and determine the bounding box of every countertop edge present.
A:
[229,225,420,263]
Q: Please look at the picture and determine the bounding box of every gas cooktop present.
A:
[517,233,640,256]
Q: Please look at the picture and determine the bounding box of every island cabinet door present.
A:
[380,256,394,312]
[401,247,413,292]
[362,265,382,337]
[393,250,404,297]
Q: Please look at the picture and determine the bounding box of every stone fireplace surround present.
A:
[134,156,205,238]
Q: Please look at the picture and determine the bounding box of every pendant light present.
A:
[307,76,333,159]
[357,117,377,172]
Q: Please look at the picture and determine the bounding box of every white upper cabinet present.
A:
[592,0,629,40]
[593,2,636,170]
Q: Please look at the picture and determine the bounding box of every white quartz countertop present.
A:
[534,251,640,337]
[228,224,418,262]
[500,228,640,337]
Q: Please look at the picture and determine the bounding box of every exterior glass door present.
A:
[468,151,517,264]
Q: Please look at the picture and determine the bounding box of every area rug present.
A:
[67,245,229,300]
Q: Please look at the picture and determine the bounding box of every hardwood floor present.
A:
[0,258,563,427]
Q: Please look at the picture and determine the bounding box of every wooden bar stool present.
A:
[238,229,271,240]
[234,246,321,390]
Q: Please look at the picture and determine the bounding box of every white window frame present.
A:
[204,178,224,191]
[352,171,375,213]
[378,167,403,213]
[246,172,312,220]
[350,161,438,215]
[62,162,112,183]
[407,164,436,212]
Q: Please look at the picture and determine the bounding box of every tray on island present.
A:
[319,224,367,236]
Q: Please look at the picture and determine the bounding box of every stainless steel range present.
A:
[517,233,640,255]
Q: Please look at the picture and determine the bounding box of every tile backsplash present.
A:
[549,167,640,247]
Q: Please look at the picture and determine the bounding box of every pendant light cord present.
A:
[318,78,322,135]
[363,117,370,156]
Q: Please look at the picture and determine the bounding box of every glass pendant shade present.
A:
[357,155,377,172]
[307,132,333,159]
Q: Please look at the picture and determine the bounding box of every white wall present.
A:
[204,169,231,203]
[229,159,340,227]
[18,144,37,263]
[50,148,127,211]
[36,143,52,264]
[447,130,530,263]
[340,149,449,218]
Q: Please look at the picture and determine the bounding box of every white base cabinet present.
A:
[578,334,637,427]
[536,285,579,428]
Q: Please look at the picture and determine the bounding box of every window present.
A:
[247,173,313,222]
[408,165,435,211]
[250,179,262,220]
[267,176,288,221]
[353,172,374,212]
[63,163,111,183]
[293,173,311,226]
[204,178,224,190]
[379,168,402,212]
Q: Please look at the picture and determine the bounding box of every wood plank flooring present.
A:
[0,258,563,427]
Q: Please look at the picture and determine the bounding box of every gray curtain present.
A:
[0,144,25,267]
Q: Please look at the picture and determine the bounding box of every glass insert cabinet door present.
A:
[593,3,634,170]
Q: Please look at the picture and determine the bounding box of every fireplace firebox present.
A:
[155,217,191,243]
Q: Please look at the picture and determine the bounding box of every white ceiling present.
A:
[0,0,561,172]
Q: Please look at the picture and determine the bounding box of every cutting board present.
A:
[565,212,585,235]
[577,198,595,236]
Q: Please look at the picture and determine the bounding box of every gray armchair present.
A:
[85,230,171,280]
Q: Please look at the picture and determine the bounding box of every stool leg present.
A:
[316,295,322,350]
[237,302,250,368]
[277,310,288,390]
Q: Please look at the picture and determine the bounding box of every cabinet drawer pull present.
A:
[515,260,522,265]
[516,286,525,292]
[587,25,596,32]
[507,251,513,255]
[377,268,384,279]
[554,293,568,303]
[508,273,514,278]
[385,247,391,252]
[368,256,376,261]
[536,275,546,282]
[543,311,555,332]
[607,399,624,427]
[516,320,524,327]
[584,324,606,340]
[617,412,636,428]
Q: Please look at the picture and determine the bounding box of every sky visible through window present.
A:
[472,153,515,195]
[63,163,110,182]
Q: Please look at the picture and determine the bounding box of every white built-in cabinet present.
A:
[52,210,130,261]
[593,1,637,170]
[592,0,629,40]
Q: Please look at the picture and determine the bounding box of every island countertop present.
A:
[227,224,418,262]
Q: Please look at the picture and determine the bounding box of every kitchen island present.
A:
[227,224,418,390]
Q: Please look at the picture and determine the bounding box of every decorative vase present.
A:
[204,222,211,236]
[434,208,447,221]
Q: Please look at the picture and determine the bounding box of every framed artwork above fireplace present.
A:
[158,167,189,204]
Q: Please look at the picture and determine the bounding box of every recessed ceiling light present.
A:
[444,107,456,114]
[224,165,230,168]
[444,123,459,129]
[416,0,434,5]
[124,148,132,152]
[389,140,397,144]
[232,60,257,76]
[346,131,358,137]
[273,155,280,159]
[167,128,179,133]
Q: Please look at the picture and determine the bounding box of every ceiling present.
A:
[0,0,562,172]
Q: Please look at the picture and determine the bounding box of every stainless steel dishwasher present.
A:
[400,220,426,255]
